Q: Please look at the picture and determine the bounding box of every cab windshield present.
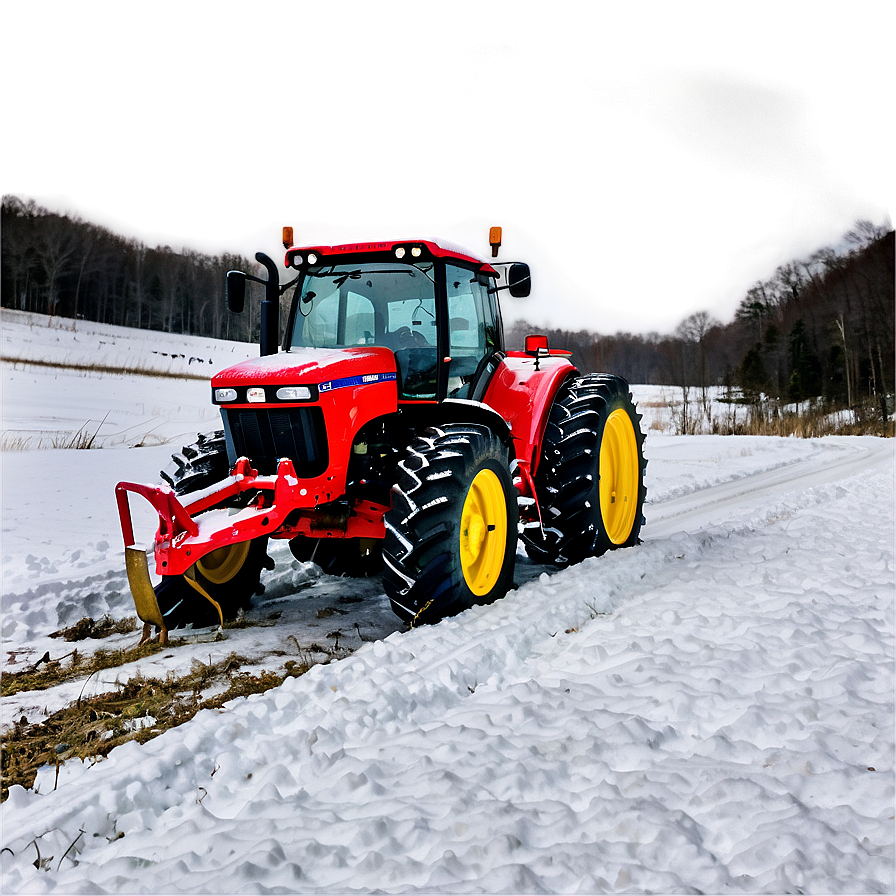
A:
[290,262,437,352]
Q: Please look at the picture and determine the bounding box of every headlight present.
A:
[394,247,406,259]
[214,388,237,402]
[276,386,312,401]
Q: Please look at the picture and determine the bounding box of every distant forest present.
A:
[1,196,258,343]
[513,221,893,427]
[2,195,893,424]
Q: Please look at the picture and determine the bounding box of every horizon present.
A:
[2,2,892,334]
[4,193,880,336]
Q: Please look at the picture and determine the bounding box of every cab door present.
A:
[445,262,503,400]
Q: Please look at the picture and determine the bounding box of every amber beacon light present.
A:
[489,226,502,258]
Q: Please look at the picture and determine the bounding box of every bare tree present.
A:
[675,311,719,427]
[32,213,79,321]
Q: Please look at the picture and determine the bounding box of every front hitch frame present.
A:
[115,456,331,642]
[116,456,390,643]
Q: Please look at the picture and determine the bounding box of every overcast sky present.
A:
[2,0,892,334]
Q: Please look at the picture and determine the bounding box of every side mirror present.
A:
[226,270,246,313]
[508,263,531,298]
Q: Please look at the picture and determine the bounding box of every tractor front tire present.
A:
[154,431,271,628]
[383,424,517,625]
[523,374,646,566]
[160,430,229,495]
[153,538,271,630]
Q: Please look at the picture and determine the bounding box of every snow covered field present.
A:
[1,313,894,893]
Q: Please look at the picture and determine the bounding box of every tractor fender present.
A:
[436,398,513,444]
[481,352,577,478]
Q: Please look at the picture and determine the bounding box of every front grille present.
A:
[223,407,328,476]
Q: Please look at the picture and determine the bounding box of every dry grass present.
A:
[0,653,313,801]
[1,614,270,699]
[710,401,895,438]
[2,422,179,451]
[2,418,109,451]
[49,615,140,642]
[1,355,210,382]
[0,615,351,801]
[2,638,155,699]
[651,390,894,439]
[49,417,107,450]
[0,433,34,451]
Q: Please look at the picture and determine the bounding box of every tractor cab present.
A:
[279,238,530,403]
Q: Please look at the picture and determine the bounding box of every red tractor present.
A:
[116,228,646,644]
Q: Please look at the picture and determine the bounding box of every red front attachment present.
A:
[117,458,281,576]
[115,481,199,550]
[116,457,389,578]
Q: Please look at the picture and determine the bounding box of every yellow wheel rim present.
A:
[599,408,640,544]
[195,540,251,585]
[459,468,507,596]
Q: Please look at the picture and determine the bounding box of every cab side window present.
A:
[446,264,497,397]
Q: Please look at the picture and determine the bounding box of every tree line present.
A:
[1,196,261,342]
[2,195,892,424]
[507,220,894,427]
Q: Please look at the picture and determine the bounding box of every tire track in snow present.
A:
[3,437,889,730]
[644,436,892,539]
[4,442,892,892]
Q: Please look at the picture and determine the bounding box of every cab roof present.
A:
[284,239,498,275]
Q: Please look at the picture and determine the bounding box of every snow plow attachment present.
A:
[123,544,170,646]
[115,456,380,639]
[116,481,228,645]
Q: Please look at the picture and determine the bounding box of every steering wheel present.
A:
[395,326,429,348]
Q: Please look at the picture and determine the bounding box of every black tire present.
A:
[153,576,208,630]
[156,430,270,627]
[522,374,646,566]
[160,430,229,495]
[382,424,518,625]
[288,536,381,577]
[154,538,271,629]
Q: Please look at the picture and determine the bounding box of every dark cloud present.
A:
[3,2,890,334]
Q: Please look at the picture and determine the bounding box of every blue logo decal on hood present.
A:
[318,372,397,393]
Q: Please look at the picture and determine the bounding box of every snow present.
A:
[2,312,894,893]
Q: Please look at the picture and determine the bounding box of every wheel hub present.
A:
[460,468,507,596]
[599,408,639,544]
[195,540,251,585]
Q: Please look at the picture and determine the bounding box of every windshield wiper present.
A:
[311,268,423,288]
[333,270,362,288]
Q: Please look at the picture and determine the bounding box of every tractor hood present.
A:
[212,346,397,390]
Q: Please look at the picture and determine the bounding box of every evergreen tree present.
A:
[787,319,822,403]
[739,343,768,402]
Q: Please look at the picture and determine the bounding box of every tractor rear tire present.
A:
[160,430,229,495]
[383,424,517,625]
[523,374,646,566]
[153,538,271,630]
[288,536,381,577]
